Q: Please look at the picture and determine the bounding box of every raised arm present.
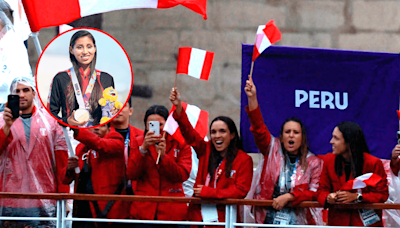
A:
[391,144,400,176]
[244,74,272,155]
[169,87,208,157]
[73,129,124,155]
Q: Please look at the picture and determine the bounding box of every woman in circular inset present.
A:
[47,30,115,127]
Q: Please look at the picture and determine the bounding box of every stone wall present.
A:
[28,0,400,152]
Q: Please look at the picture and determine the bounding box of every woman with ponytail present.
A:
[317,122,388,226]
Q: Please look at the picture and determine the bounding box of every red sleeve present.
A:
[75,129,124,155]
[126,138,146,181]
[316,159,331,208]
[173,109,208,158]
[0,128,13,153]
[200,154,253,199]
[245,106,271,155]
[55,149,69,193]
[390,158,400,176]
[292,157,324,205]
[158,140,191,183]
[362,159,389,203]
[62,143,87,185]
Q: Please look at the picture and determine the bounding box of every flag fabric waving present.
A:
[176,47,214,80]
[252,20,281,61]
[340,173,382,191]
[164,101,209,145]
[22,0,207,32]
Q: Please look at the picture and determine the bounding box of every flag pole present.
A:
[175,74,178,88]
[31,31,79,173]
[249,61,255,77]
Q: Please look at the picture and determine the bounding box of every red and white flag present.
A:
[252,20,281,61]
[341,173,382,191]
[22,0,207,32]
[163,102,209,145]
[176,47,214,81]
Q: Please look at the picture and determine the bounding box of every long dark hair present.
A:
[143,105,169,135]
[334,121,369,178]
[66,30,101,122]
[208,116,242,178]
[280,117,309,171]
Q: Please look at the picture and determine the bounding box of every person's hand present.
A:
[2,106,20,137]
[141,131,161,151]
[67,156,79,170]
[155,132,166,159]
[169,87,183,115]
[110,107,119,115]
[244,74,257,98]
[392,144,400,159]
[327,192,338,204]
[336,191,357,204]
[272,193,294,210]
[193,185,203,196]
[67,111,88,126]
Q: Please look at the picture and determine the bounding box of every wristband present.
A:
[139,146,147,155]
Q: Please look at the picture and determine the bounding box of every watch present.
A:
[356,193,363,203]
[139,146,147,155]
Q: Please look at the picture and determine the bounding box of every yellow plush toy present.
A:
[98,87,123,124]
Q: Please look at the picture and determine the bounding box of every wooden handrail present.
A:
[0,192,399,210]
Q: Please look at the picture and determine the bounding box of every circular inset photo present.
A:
[36,27,133,129]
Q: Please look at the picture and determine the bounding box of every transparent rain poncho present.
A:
[0,77,68,227]
[0,1,32,112]
[381,159,400,227]
[243,137,324,225]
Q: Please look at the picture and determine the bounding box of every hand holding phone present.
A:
[149,121,160,136]
[7,95,20,119]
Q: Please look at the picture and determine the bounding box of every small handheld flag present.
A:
[176,47,214,81]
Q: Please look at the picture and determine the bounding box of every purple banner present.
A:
[240,44,400,159]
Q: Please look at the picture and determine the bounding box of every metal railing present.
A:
[0,192,398,228]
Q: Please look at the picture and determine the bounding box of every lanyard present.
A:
[205,160,223,188]
[124,127,130,166]
[69,67,97,110]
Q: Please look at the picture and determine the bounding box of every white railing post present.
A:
[56,199,62,228]
[61,199,66,228]
[229,205,237,228]
[225,204,231,228]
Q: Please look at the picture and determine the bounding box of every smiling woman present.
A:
[169,87,253,227]
[243,74,323,226]
[47,30,115,128]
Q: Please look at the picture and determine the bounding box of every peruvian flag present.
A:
[164,102,209,145]
[22,0,207,32]
[252,20,281,61]
[341,173,382,191]
[176,47,214,81]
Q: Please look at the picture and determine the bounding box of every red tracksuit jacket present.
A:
[127,133,192,221]
[173,109,253,223]
[63,128,131,220]
[317,153,388,226]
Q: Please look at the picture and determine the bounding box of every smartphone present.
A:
[149,121,160,136]
[7,95,20,119]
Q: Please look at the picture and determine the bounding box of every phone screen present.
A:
[7,95,20,119]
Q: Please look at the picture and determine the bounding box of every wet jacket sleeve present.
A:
[200,155,253,199]
[245,105,272,156]
[291,157,324,205]
[316,161,331,208]
[74,129,124,155]
[158,141,192,183]
[362,160,389,203]
[53,123,69,193]
[0,128,13,153]
[172,108,208,158]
